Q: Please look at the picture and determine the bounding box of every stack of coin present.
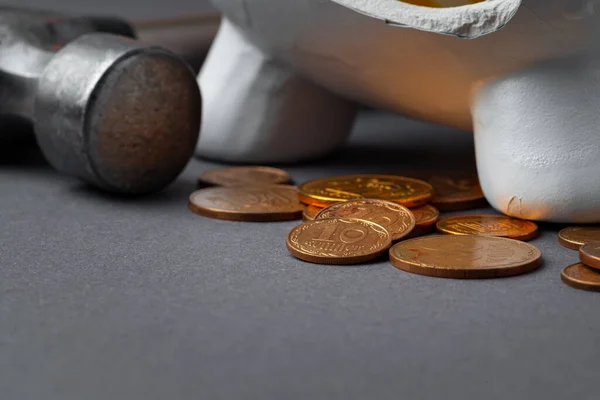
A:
[287,174,433,264]
[558,227,600,291]
[286,198,417,264]
[297,174,439,234]
[189,166,303,222]
[190,169,546,274]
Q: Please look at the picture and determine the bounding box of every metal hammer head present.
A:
[34,33,201,194]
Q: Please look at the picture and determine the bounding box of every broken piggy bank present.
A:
[198,0,600,223]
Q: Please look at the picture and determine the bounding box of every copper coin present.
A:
[390,235,542,279]
[197,166,291,187]
[561,263,600,292]
[315,199,415,242]
[579,242,600,270]
[558,227,600,250]
[411,204,440,233]
[302,205,323,222]
[436,214,538,241]
[286,218,392,265]
[428,175,486,211]
[189,185,303,222]
[298,175,433,208]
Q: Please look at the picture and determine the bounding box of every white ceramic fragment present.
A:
[198,0,600,221]
[198,20,357,163]
[473,53,600,223]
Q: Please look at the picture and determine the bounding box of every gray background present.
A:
[1,1,599,399]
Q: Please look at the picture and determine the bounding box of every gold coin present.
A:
[302,205,323,222]
[298,174,433,208]
[315,199,415,242]
[286,218,392,265]
[436,214,538,241]
[558,227,600,250]
[411,204,440,234]
[189,185,303,222]
[561,263,600,292]
[428,175,486,211]
[579,242,600,270]
[389,235,542,279]
[197,166,291,187]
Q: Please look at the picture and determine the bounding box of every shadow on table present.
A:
[283,112,479,177]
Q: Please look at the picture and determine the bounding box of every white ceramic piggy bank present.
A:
[198,0,600,223]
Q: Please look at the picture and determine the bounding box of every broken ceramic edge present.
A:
[332,0,522,39]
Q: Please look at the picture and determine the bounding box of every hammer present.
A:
[0,7,204,194]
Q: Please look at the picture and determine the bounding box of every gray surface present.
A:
[1,112,597,400]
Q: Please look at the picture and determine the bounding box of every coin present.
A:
[286,218,392,265]
[389,235,542,278]
[579,242,600,270]
[315,199,415,241]
[561,263,600,292]
[197,166,291,187]
[411,204,440,234]
[302,205,323,222]
[298,175,433,208]
[189,184,303,222]
[428,175,486,211]
[436,214,538,241]
[558,227,600,250]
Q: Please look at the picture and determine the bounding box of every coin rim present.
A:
[314,198,416,242]
[389,235,542,279]
[188,185,303,222]
[412,204,440,228]
[197,166,291,188]
[436,214,539,241]
[561,263,600,292]
[302,205,323,222]
[578,242,600,271]
[557,227,600,251]
[286,218,392,265]
[298,175,434,208]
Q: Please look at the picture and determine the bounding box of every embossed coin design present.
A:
[410,204,440,235]
[558,227,600,250]
[315,199,415,241]
[561,263,600,292]
[197,166,291,187]
[579,242,600,270]
[298,175,433,208]
[189,185,303,222]
[286,218,392,265]
[436,214,538,241]
[302,205,323,222]
[389,235,542,279]
[428,175,486,211]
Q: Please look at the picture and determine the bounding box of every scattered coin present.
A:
[315,199,415,241]
[410,204,440,235]
[558,227,600,250]
[298,174,433,208]
[389,235,542,278]
[302,205,323,222]
[428,175,486,211]
[197,166,291,187]
[286,218,392,265]
[579,242,600,270]
[561,263,600,292]
[189,185,303,222]
[436,214,538,241]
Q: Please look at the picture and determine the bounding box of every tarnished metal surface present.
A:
[0,7,201,193]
